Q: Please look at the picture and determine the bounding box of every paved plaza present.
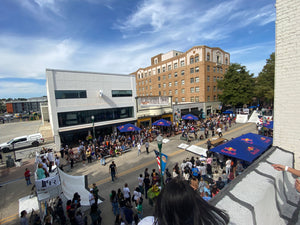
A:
[0,121,257,225]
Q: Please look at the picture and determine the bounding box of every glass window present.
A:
[174,72,178,77]
[150,86,152,90]
[175,89,178,94]
[181,88,185,94]
[181,70,185,76]
[214,76,216,82]
[149,78,151,83]
[207,65,210,71]
[168,74,171,79]
[220,68,223,73]
[158,84,161,88]
[217,67,220,72]
[163,83,166,88]
[162,67,166,72]
[168,65,172,70]
[145,80,148,84]
[207,76,210,82]
[195,55,199,62]
[214,95,216,101]
[214,86,216,91]
[169,90,172,95]
[158,76,160,81]
[190,57,194,64]
[163,91,166,96]
[169,82,172,87]
[55,90,87,99]
[195,66,199,73]
[207,96,210,101]
[195,96,199,102]
[175,97,178,102]
[190,68,194,73]
[190,87,194,93]
[207,86,210,91]
[112,90,132,97]
[163,75,166,80]
[217,76,219,80]
[182,97,185,102]
[217,55,220,63]
[213,67,216,72]
[195,77,199,83]
[149,71,151,76]
[158,68,161,74]
[195,87,199,92]
[225,58,228,65]
[191,97,194,102]
[181,79,185,85]
[207,53,210,61]
[142,81,144,85]
[145,72,147,77]
[190,78,194,83]
[58,107,134,128]
[159,91,161,96]
[174,63,178,69]
[181,60,185,67]
[174,81,178,86]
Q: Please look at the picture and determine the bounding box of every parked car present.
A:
[0,133,44,153]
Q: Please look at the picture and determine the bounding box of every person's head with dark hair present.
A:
[111,190,116,200]
[154,178,229,225]
[66,200,72,206]
[21,210,27,217]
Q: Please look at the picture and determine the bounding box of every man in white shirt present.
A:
[137,143,141,156]
[89,188,95,205]
[123,183,131,204]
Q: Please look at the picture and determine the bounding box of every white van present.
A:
[0,133,44,153]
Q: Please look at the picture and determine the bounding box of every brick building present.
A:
[132,46,230,112]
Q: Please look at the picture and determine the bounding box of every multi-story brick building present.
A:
[132,45,230,115]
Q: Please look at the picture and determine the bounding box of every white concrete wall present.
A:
[274,0,300,169]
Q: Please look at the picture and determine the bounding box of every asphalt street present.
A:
[0,121,257,225]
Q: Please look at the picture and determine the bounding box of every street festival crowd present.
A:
[23,113,273,225]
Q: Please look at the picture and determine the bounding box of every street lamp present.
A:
[91,115,95,140]
[156,134,164,188]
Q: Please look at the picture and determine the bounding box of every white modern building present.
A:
[46,69,137,149]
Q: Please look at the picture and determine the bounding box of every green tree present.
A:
[217,63,255,108]
[254,52,275,106]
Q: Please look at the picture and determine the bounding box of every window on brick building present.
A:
[174,63,178,69]
[195,77,199,83]
[190,57,194,64]
[190,68,194,73]
[181,70,185,76]
[195,55,199,62]
[181,79,185,85]
[190,78,194,83]
[190,87,194,93]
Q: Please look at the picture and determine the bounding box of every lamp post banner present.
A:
[154,150,168,176]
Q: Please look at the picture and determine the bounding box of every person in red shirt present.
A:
[24,168,32,185]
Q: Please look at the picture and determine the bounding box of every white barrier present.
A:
[236,114,248,123]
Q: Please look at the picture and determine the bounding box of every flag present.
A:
[154,150,168,175]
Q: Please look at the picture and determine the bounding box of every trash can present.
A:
[6,155,15,168]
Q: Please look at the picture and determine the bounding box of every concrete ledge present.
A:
[211,146,300,225]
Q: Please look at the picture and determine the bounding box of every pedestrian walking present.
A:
[24,168,32,185]
[145,140,149,154]
[109,161,117,182]
[137,143,141,156]
[20,210,29,225]
[93,183,99,204]
[207,139,212,151]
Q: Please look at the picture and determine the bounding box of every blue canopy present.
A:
[264,121,273,129]
[117,123,141,132]
[210,133,273,162]
[182,114,199,120]
[223,110,233,114]
[248,106,257,109]
[153,119,172,126]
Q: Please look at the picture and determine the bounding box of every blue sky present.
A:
[0,0,275,99]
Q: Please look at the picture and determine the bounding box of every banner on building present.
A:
[137,96,171,110]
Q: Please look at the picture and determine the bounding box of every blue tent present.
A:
[117,123,141,132]
[210,133,273,162]
[223,110,233,114]
[182,114,199,120]
[264,121,273,130]
[153,119,172,126]
[235,133,273,149]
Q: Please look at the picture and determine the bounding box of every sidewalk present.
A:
[0,158,36,185]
